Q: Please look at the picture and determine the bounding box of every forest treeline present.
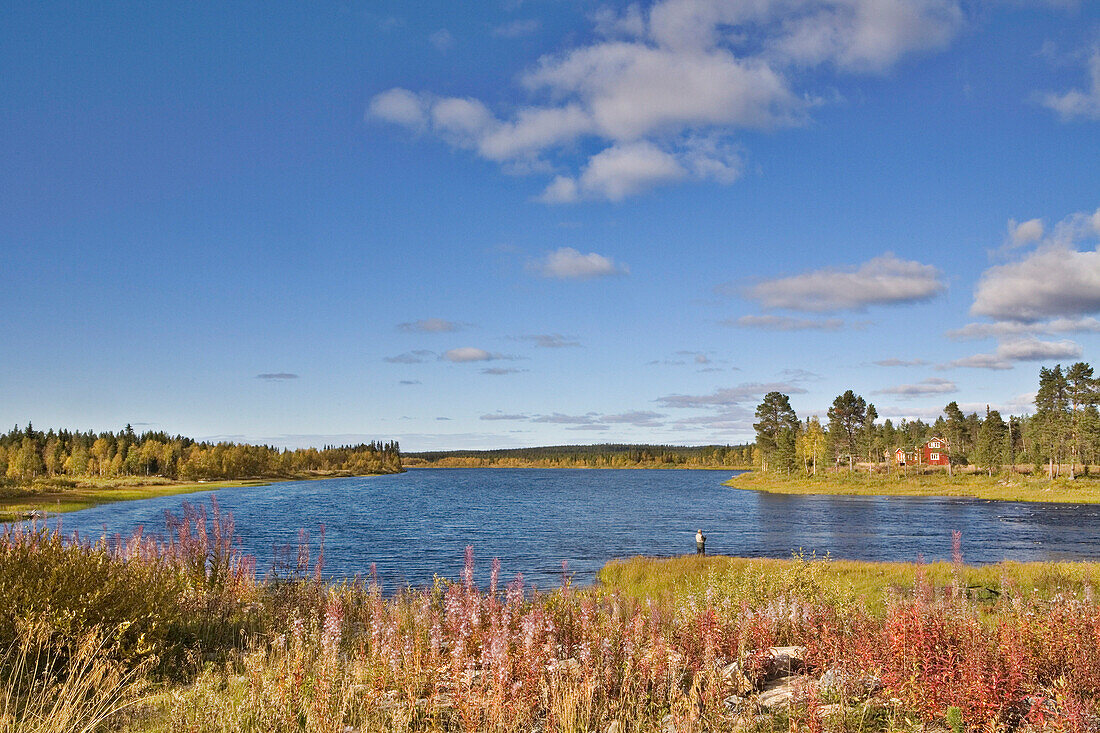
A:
[754,362,1099,478]
[405,443,752,468]
[0,424,403,484]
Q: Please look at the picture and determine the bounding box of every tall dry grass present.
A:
[1,622,149,733]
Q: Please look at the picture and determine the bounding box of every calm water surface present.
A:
[43,468,1100,590]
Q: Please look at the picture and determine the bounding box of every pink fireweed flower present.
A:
[322,596,343,657]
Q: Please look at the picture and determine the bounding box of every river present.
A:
[41,467,1100,590]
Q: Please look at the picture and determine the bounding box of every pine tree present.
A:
[828,390,867,472]
[943,401,967,475]
[1035,365,1069,478]
[1065,362,1097,479]
[974,407,1007,476]
[754,391,798,473]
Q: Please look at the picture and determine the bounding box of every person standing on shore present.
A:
[696,529,706,555]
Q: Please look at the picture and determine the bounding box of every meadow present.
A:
[6,499,1100,732]
[727,468,1100,503]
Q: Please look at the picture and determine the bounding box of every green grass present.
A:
[598,553,1100,612]
[725,469,1100,503]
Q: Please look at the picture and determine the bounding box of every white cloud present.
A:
[997,338,1081,361]
[971,247,1100,322]
[1042,48,1100,121]
[971,207,1100,322]
[480,413,530,420]
[947,316,1100,341]
[513,334,581,348]
[430,97,496,144]
[481,367,528,375]
[657,381,806,408]
[873,358,928,367]
[744,254,944,312]
[601,410,666,426]
[567,142,687,201]
[398,318,468,333]
[384,350,436,364]
[943,338,1082,371]
[725,314,844,330]
[873,377,957,398]
[530,247,628,279]
[370,0,965,201]
[643,0,962,69]
[429,29,456,52]
[945,353,1014,371]
[531,412,601,424]
[368,88,427,129]
[1007,217,1044,247]
[444,347,502,362]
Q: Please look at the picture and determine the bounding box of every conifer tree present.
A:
[828,390,867,472]
[974,407,1006,476]
[754,391,798,473]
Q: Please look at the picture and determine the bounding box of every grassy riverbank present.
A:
[726,469,1100,503]
[0,471,388,520]
[599,554,1100,612]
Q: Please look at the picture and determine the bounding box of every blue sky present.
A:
[2,0,1099,450]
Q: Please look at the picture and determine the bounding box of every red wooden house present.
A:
[892,437,949,466]
[923,436,949,466]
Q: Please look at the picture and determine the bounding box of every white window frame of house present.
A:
[930,452,940,461]
[931,441,940,448]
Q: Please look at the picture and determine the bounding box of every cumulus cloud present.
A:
[383,350,436,364]
[943,338,1083,371]
[1042,49,1100,121]
[398,318,468,333]
[744,254,944,312]
[998,338,1082,361]
[368,88,427,128]
[370,0,964,201]
[1007,218,1044,248]
[971,207,1100,322]
[256,372,299,381]
[873,358,928,367]
[873,377,957,398]
[529,247,629,279]
[657,381,806,409]
[539,141,692,202]
[972,247,1100,321]
[725,314,844,331]
[512,334,581,348]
